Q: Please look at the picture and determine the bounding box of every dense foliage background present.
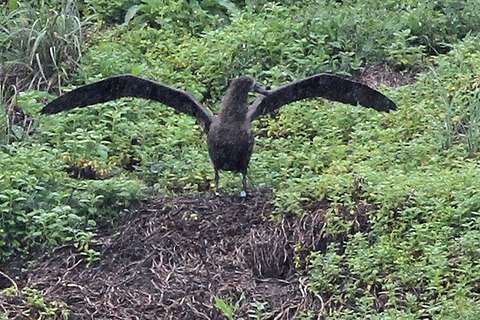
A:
[2,0,480,318]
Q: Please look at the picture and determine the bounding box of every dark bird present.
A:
[41,74,397,197]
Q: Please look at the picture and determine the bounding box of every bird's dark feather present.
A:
[247,74,396,121]
[41,75,214,132]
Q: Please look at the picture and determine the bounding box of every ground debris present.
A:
[355,62,421,89]
[1,191,374,319]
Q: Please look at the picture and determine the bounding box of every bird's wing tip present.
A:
[40,103,60,115]
[40,107,51,114]
[389,101,398,111]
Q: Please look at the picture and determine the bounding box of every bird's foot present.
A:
[240,190,247,198]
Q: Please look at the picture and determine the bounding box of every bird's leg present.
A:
[214,169,220,196]
[240,172,247,198]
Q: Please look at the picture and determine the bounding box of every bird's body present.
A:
[208,119,253,173]
[42,74,397,196]
[207,77,257,194]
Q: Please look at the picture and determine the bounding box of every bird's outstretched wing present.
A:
[247,74,397,121]
[41,74,215,132]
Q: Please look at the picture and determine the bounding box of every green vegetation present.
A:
[1,285,70,319]
[2,0,480,318]
[0,0,84,144]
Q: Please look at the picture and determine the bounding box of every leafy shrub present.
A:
[83,0,260,31]
[293,36,480,317]
[81,0,138,23]
[0,139,144,262]
[123,0,230,32]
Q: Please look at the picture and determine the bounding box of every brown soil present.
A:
[0,190,375,319]
[355,62,421,89]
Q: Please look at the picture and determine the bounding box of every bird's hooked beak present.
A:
[251,82,269,96]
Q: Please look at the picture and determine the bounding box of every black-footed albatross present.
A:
[41,74,397,197]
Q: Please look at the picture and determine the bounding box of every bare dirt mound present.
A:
[1,191,374,319]
[355,62,421,88]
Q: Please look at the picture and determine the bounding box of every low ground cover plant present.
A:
[2,0,480,318]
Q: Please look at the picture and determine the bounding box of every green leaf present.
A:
[124,5,142,25]
[8,0,18,11]
[218,0,239,14]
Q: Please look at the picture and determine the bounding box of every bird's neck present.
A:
[218,90,249,123]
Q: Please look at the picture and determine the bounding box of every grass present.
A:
[0,0,84,144]
[2,0,480,318]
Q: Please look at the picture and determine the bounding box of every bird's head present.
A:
[219,76,268,121]
[231,76,269,96]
